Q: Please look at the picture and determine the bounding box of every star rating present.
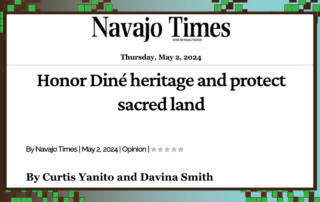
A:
[150,146,183,153]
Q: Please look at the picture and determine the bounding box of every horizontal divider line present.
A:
[7,64,313,66]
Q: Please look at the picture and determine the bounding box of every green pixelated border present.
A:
[212,0,248,12]
[0,12,3,33]
[7,2,37,12]
[5,190,320,202]
[77,4,114,12]
[243,190,320,202]
[5,190,85,202]
[77,0,115,12]
[285,0,320,12]
[5,0,117,13]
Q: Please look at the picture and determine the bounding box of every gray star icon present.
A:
[172,147,177,152]
[165,147,170,152]
[151,147,156,152]
[178,147,184,152]
[158,147,163,152]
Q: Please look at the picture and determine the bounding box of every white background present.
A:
[6,14,315,188]
[7,14,313,65]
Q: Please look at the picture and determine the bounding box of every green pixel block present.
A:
[32,191,37,193]
[289,198,294,202]
[292,4,299,11]
[241,190,247,192]
[285,5,292,12]
[48,190,53,193]
[214,4,222,12]
[53,192,59,198]
[53,199,58,202]
[288,192,294,198]
[64,198,69,202]
[17,198,22,202]
[28,5,36,12]
[43,198,48,202]
[314,5,320,12]
[257,198,261,202]
[273,191,278,198]
[299,0,306,4]
[80,198,85,202]
[235,4,243,12]
[257,190,262,192]
[262,198,267,202]
[0,12,3,18]
[299,198,304,202]
[14,0,21,5]
[7,5,15,12]
[315,198,320,202]
[221,0,229,5]
[11,198,17,202]
[6,190,11,192]
[252,198,257,202]
[27,198,32,202]
[304,191,310,198]
[37,191,42,197]
[246,198,252,202]
[85,5,92,12]
[22,198,27,202]
[78,5,85,12]
[69,191,74,197]
[105,4,113,12]
[278,198,283,202]
[92,0,99,5]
